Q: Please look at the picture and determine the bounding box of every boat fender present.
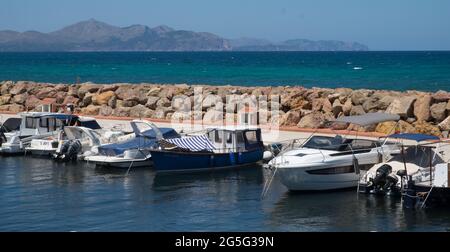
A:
[263,151,273,161]
[238,152,243,164]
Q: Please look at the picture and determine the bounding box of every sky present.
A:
[1,0,449,50]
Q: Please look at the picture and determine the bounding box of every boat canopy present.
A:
[388,133,440,142]
[334,112,400,126]
[164,135,216,152]
[98,128,179,156]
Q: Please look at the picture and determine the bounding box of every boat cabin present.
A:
[17,112,101,137]
[206,127,263,153]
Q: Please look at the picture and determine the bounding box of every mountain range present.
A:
[0,19,369,52]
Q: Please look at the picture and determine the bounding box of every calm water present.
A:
[1,155,449,231]
[0,52,450,92]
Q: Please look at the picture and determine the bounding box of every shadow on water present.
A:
[152,166,265,191]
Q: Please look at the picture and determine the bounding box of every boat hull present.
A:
[277,166,360,191]
[150,149,264,173]
[85,155,153,168]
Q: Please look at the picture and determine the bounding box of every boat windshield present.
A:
[303,135,379,152]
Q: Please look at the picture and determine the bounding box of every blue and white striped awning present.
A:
[165,135,216,152]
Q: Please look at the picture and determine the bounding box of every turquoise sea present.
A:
[0,51,449,91]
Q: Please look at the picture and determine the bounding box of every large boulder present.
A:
[116,86,147,105]
[62,96,80,106]
[1,81,14,95]
[129,104,154,118]
[413,95,432,121]
[12,93,28,105]
[432,90,450,103]
[385,96,416,118]
[350,90,370,105]
[9,82,28,95]
[430,102,447,122]
[80,105,100,115]
[375,120,415,135]
[342,99,352,116]
[145,96,160,110]
[350,105,365,116]
[0,95,12,106]
[92,91,115,106]
[147,87,162,97]
[438,116,450,131]
[156,97,171,108]
[202,94,222,111]
[203,109,224,124]
[280,110,301,126]
[297,112,333,129]
[332,99,343,117]
[99,85,119,93]
[172,95,191,111]
[154,107,174,119]
[113,107,132,117]
[99,105,113,116]
[77,83,100,98]
[413,120,441,136]
[362,97,382,112]
[0,104,24,113]
[25,95,42,110]
[377,96,395,110]
[35,87,57,100]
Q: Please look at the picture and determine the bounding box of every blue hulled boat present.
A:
[150,127,265,173]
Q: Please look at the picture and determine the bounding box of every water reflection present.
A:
[1,156,449,231]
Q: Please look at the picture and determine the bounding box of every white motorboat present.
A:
[0,112,79,154]
[25,115,110,156]
[267,112,401,191]
[359,133,448,196]
[84,120,179,168]
[52,126,132,161]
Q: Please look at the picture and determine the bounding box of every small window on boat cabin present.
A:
[350,139,377,150]
[245,130,259,144]
[236,132,245,144]
[214,130,223,143]
[25,117,37,129]
[226,132,233,144]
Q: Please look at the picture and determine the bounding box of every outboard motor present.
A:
[53,140,82,162]
[368,164,398,194]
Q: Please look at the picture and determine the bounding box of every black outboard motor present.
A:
[53,140,82,162]
[372,164,392,187]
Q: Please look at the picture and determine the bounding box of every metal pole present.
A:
[401,144,408,176]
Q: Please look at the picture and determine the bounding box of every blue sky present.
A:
[1,0,449,50]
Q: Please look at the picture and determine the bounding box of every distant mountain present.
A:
[233,39,369,51]
[0,19,231,52]
[0,19,369,52]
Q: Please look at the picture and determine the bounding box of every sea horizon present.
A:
[1,51,450,92]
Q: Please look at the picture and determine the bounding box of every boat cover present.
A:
[98,128,179,156]
[388,133,440,142]
[165,135,216,152]
[334,112,400,126]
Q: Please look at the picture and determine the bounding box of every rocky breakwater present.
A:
[1,80,450,137]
